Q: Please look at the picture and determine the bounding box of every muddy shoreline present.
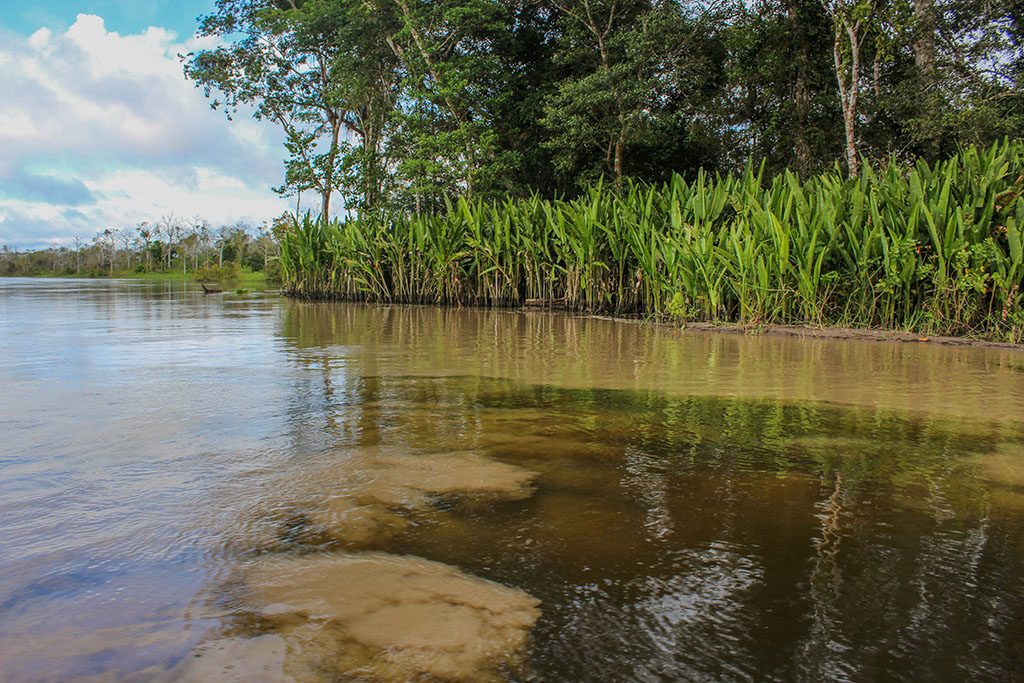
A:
[667,320,1023,350]
[516,304,1024,350]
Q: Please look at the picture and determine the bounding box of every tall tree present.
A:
[542,0,718,185]
[329,1,402,213]
[185,0,376,219]
[373,0,509,205]
[822,0,874,176]
[718,0,839,176]
[919,0,1024,149]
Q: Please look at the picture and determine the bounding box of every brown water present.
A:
[2,278,1024,681]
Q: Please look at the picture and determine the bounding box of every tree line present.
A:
[184,0,1023,217]
[1,215,283,279]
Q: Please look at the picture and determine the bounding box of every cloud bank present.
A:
[0,15,291,249]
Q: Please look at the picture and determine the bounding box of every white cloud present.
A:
[89,166,287,220]
[0,15,293,249]
[28,27,51,50]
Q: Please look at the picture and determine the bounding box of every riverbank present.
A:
[673,320,1024,350]
[285,286,1023,348]
[279,142,1024,345]
[534,307,1024,349]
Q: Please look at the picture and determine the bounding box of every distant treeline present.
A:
[279,141,1024,342]
[186,0,1023,216]
[0,215,283,281]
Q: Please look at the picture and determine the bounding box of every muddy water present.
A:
[1,278,1024,681]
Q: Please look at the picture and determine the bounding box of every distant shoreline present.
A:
[0,271,271,286]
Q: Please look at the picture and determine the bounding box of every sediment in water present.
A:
[194,448,542,681]
[240,447,538,551]
[239,552,541,681]
[305,448,537,545]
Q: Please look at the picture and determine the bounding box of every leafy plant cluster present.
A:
[279,141,1024,342]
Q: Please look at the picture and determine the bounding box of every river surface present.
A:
[1,277,1023,681]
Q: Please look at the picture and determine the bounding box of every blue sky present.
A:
[0,1,214,46]
[0,2,298,250]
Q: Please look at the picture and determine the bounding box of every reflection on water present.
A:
[280,300,1024,424]
[1,279,1023,681]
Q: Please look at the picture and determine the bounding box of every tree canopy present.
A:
[183,0,1024,214]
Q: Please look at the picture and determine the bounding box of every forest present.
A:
[181,0,1023,214]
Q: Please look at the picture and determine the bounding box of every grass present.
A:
[31,268,272,288]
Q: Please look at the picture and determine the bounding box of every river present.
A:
[1,277,1023,680]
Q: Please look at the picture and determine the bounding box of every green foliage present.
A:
[180,0,1022,212]
[184,0,402,216]
[264,258,285,285]
[541,1,733,186]
[196,262,241,282]
[278,141,1024,342]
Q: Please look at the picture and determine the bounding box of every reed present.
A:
[280,141,1024,342]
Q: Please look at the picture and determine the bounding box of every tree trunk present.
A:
[363,112,381,212]
[843,104,859,177]
[913,0,936,77]
[785,0,812,174]
[321,118,341,220]
[832,16,863,177]
[794,70,812,172]
[913,0,939,155]
[321,190,331,221]
[614,139,624,185]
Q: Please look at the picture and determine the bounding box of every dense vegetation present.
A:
[0,217,282,282]
[185,0,1023,212]
[280,141,1024,341]
[181,0,1024,340]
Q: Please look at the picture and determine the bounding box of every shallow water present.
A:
[1,278,1023,681]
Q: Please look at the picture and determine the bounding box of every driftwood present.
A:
[523,298,567,309]
[200,283,223,294]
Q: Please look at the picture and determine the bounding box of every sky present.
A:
[0,1,297,250]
